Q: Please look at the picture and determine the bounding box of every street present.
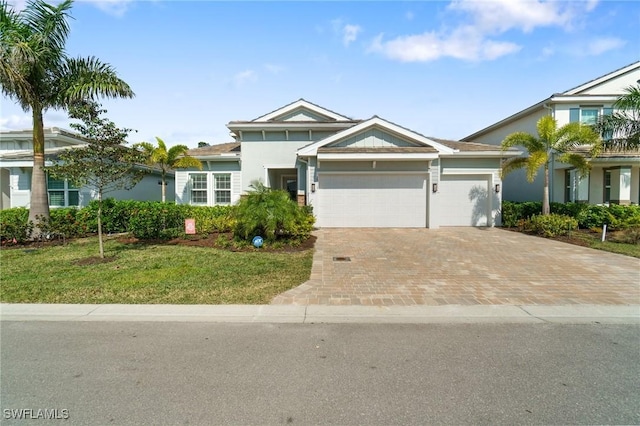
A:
[1,321,639,425]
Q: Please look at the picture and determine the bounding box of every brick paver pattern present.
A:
[272,228,640,306]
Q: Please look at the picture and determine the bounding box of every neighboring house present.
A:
[0,127,175,209]
[176,99,519,228]
[462,61,640,205]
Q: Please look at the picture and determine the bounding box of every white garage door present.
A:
[316,173,427,227]
[439,175,490,226]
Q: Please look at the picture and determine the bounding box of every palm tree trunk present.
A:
[28,107,51,236]
[543,163,550,215]
[161,169,166,203]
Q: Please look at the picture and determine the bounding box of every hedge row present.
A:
[0,196,315,243]
[0,200,235,242]
[502,201,640,230]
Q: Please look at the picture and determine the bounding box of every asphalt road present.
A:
[1,322,638,425]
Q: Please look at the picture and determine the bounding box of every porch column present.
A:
[616,167,632,205]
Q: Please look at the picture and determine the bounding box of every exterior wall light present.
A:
[311,183,316,193]
[495,183,500,193]
[432,183,438,193]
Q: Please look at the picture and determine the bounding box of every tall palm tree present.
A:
[0,0,134,229]
[501,115,601,215]
[138,137,203,202]
[595,84,640,151]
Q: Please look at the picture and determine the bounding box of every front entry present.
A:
[282,175,297,200]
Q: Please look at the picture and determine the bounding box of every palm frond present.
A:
[172,156,203,170]
[501,132,542,152]
[556,153,591,175]
[56,56,134,104]
[500,157,529,179]
[525,150,547,182]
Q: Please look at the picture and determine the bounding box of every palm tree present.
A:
[501,115,601,215]
[595,84,640,151]
[0,0,134,229]
[138,137,203,202]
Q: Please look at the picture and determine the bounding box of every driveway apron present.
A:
[272,228,640,306]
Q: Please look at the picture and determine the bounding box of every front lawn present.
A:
[0,236,313,304]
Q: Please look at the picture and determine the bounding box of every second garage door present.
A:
[439,175,491,226]
[316,173,427,227]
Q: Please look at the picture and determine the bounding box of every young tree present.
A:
[47,101,147,258]
[501,115,601,215]
[137,137,202,202]
[594,84,640,151]
[0,0,134,230]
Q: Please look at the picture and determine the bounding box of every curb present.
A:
[1,304,639,324]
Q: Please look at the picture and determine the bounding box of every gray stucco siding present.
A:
[332,129,416,148]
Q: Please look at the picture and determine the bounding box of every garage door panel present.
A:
[439,175,489,226]
[317,174,427,228]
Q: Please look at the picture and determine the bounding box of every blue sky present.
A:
[1,0,639,148]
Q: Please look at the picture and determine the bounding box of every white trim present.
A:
[563,62,640,95]
[298,116,456,156]
[318,171,429,175]
[253,99,351,122]
[441,168,499,175]
[317,152,438,161]
[227,122,353,132]
[550,95,619,103]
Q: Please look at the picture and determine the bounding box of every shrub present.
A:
[128,202,187,239]
[233,181,314,242]
[525,214,578,238]
[0,208,33,243]
[501,201,542,227]
[185,205,236,233]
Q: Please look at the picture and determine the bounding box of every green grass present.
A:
[567,231,640,258]
[0,236,313,304]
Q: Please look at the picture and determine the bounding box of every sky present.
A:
[1,0,639,148]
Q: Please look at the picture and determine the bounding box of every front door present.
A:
[282,175,297,201]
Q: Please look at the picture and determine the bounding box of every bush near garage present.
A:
[502,201,640,230]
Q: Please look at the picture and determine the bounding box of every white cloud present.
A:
[370,0,602,63]
[342,24,362,46]
[6,0,27,12]
[0,114,32,131]
[232,70,257,87]
[331,19,362,47]
[405,11,415,21]
[447,0,584,33]
[369,26,520,63]
[85,0,135,17]
[585,36,625,56]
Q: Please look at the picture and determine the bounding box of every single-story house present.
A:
[176,100,519,228]
[462,61,640,205]
[0,127,175,209]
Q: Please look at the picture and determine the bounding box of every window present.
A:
[604,170,611,204]
[214,174,231,204]
[47,175,79,207]
[565,170,572,202]
[189,173,232,205]
[190,174,207,204]
[569,107,613,125]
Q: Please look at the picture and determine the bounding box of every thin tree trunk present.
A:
[28,107,50,237]
[97,191,104,258]
[542,163,550,215]
[161,169,166,203]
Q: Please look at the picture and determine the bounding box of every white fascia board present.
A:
[253,99,351,122]
[441,168,500,175]
[440,151,523,158]
[317,152,438,161]
[550,95,619,103]
[194,155,240,161]
[298,117,456,156]
[227,122,353,132]
[0,160,34,167]
[563,62,640,95]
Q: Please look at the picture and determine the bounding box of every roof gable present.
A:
[253,99,352,122]
[562,61,640,96]
[298,116,456,156]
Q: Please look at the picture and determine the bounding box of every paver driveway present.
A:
[272,228,640,306]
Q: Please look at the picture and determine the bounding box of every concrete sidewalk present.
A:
[1,303,639,324]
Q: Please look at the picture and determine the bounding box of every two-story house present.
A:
[462,61,640,206]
